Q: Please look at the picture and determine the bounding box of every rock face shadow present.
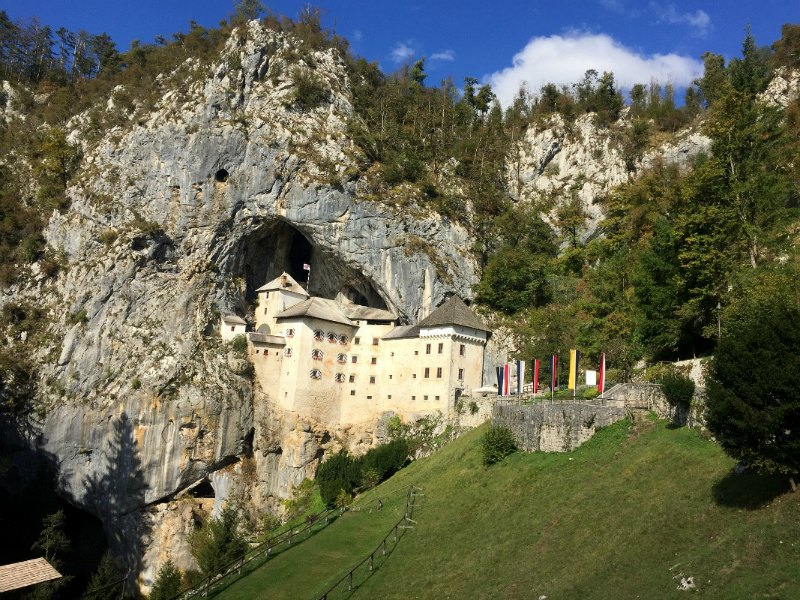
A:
[81,411,151,588]
[711,469,791,510]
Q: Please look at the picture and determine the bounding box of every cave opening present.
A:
[215,168,229,183]
[237,220,389,311]
[188,478,215,499]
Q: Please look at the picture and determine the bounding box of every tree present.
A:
[189,505,247,577]
[31,510,70,563]
[149,559,182,600]
[83,553,121,600]
[706,282,800,489]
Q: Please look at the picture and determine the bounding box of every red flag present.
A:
[503,364,510,396]
[551,355,558,390]
[533,359,540,394]
[598,352,606,395]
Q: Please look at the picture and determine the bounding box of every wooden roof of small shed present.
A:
[0,558,62,593]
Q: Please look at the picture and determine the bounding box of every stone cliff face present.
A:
[507,112,711,241]
[4,21,479,588]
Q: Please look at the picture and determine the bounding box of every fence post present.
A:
[369,553,373,571]
[393,524,398,542]
[348,571,353,591]
[382,538,386,556]
[289,528,292,544]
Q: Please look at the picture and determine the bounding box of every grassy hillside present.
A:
[217,418,799,599]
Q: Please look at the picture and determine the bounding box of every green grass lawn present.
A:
[215,417,800,599]
[211,483,412,599]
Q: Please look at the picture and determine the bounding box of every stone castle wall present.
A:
[492,401,628,452]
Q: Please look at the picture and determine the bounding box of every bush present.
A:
[291,67,329,110]
[188,505,247,577]
[481,426,517,466]
[231,334,248,354]
[582,386,600,399]
[360,439,409,482]
[316,451,361,505]
[661,371,695,408]
[149,559,182,600]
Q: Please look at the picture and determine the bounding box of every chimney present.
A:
[280,274,288,288]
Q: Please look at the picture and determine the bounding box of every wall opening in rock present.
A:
[237,219,389,311]
[188,479,215,499]
[215,168,229,183]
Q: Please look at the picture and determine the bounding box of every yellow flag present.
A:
[568,349,580,390]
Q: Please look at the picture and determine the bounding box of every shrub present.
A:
[231,334,248,354]
[360,438,409,482]
[482,426,517,466]
[281,478,319,521]
[316,451,361,505]
[291,67,329,110]
[661,371,695,409]
[469,401,479,415]
[149,559,182,600]
[188,505,247,577]
[582,386,600,399]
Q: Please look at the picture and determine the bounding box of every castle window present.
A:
[425,343,431,354]
[335,373,345,383]
[265,292,270,298]
[327,332,338,344]
[414,350,418,355]
[339,334,349,345]
[438,343,443,354]
[412,395,416,400]
[284,348,293,357]
[309,369,322,380]
[367,395,373,400]
[349,374,355,383]
[311,349,324,361]
[337,353,347,364]
[458,368,464,379]
[437,367,443,378]
[372,338,379,346]
[265,307,268,314]
[460,344,465,356]
[286,328,295,338]
[391,352,394,357]
[424,368,430,378]
[313,329,324,341]
[231,326,235,332]
[350,390,356,396]
[354,337,360,345]
[369,376,376,384]
[424,395,429,401]
[371,357,377,365]
[435,395,440,401]
[413,374,417,379]
[352,355,358,364]
[388,394,392,399]
[389,374,393,379]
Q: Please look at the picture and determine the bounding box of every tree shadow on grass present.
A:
[712,469,792,509]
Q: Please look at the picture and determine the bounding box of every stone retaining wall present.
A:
[492,401,628,452]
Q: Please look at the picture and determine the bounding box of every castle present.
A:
[220,273,491,424]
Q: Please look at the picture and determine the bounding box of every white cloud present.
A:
[391,42,415,64]
[650,3,711,36]
[430,50,456,63]
[487,32,703,107]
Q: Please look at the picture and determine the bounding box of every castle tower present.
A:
[254,272,309,334]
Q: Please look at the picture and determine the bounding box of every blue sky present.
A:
[1,1,795,105]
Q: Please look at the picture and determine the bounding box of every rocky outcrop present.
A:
[2,21,478,589]
[508,113,710,240]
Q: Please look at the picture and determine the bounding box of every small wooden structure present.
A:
[0,557,62,593]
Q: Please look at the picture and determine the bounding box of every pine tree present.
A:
[149,559,182,600]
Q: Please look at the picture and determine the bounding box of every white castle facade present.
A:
[220,273,491,425]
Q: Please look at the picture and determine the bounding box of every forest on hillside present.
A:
[0,3,799,383]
